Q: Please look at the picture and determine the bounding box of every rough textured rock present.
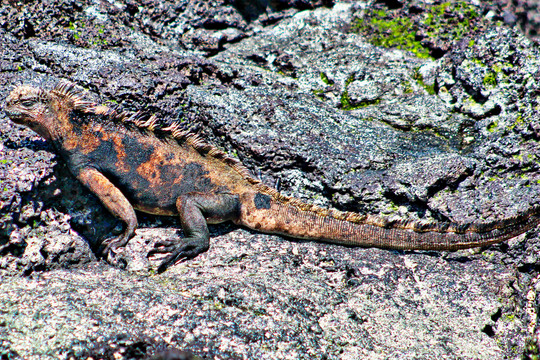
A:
[495,0,540,41]
[0,0,540,359]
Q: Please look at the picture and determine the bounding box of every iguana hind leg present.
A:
[151,192,241,272]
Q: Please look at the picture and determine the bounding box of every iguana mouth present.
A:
[4,108,26,123]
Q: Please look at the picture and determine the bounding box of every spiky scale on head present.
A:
[4,84,59,140]
[5,85,49,123]
[6,81,93,119]
[5,82,96,141]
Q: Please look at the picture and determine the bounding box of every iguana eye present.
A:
[20,99,36,107]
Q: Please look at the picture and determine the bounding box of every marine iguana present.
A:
[4,82,540,271]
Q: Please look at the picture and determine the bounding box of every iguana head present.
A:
[5,85,57,140]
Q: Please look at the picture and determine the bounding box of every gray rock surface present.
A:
[0,0,539,359]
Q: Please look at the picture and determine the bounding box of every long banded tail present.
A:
[238,190,540,250]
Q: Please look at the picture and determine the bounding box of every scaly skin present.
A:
[4,82,540,271]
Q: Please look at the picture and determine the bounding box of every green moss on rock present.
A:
[352,1,484,59]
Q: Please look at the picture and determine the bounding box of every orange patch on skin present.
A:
[136,149,167,185]
[111,135,130,173]
[63,123,101,154]
[238,192,279,231]
[85,126,130,173]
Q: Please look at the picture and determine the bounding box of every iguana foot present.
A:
[98,234,133,268]
[149,237,209,273]
[99,235,130,255]
[148,237,178,254]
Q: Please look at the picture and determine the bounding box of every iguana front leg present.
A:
[151,192,241,272]
[76,167,138,258]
